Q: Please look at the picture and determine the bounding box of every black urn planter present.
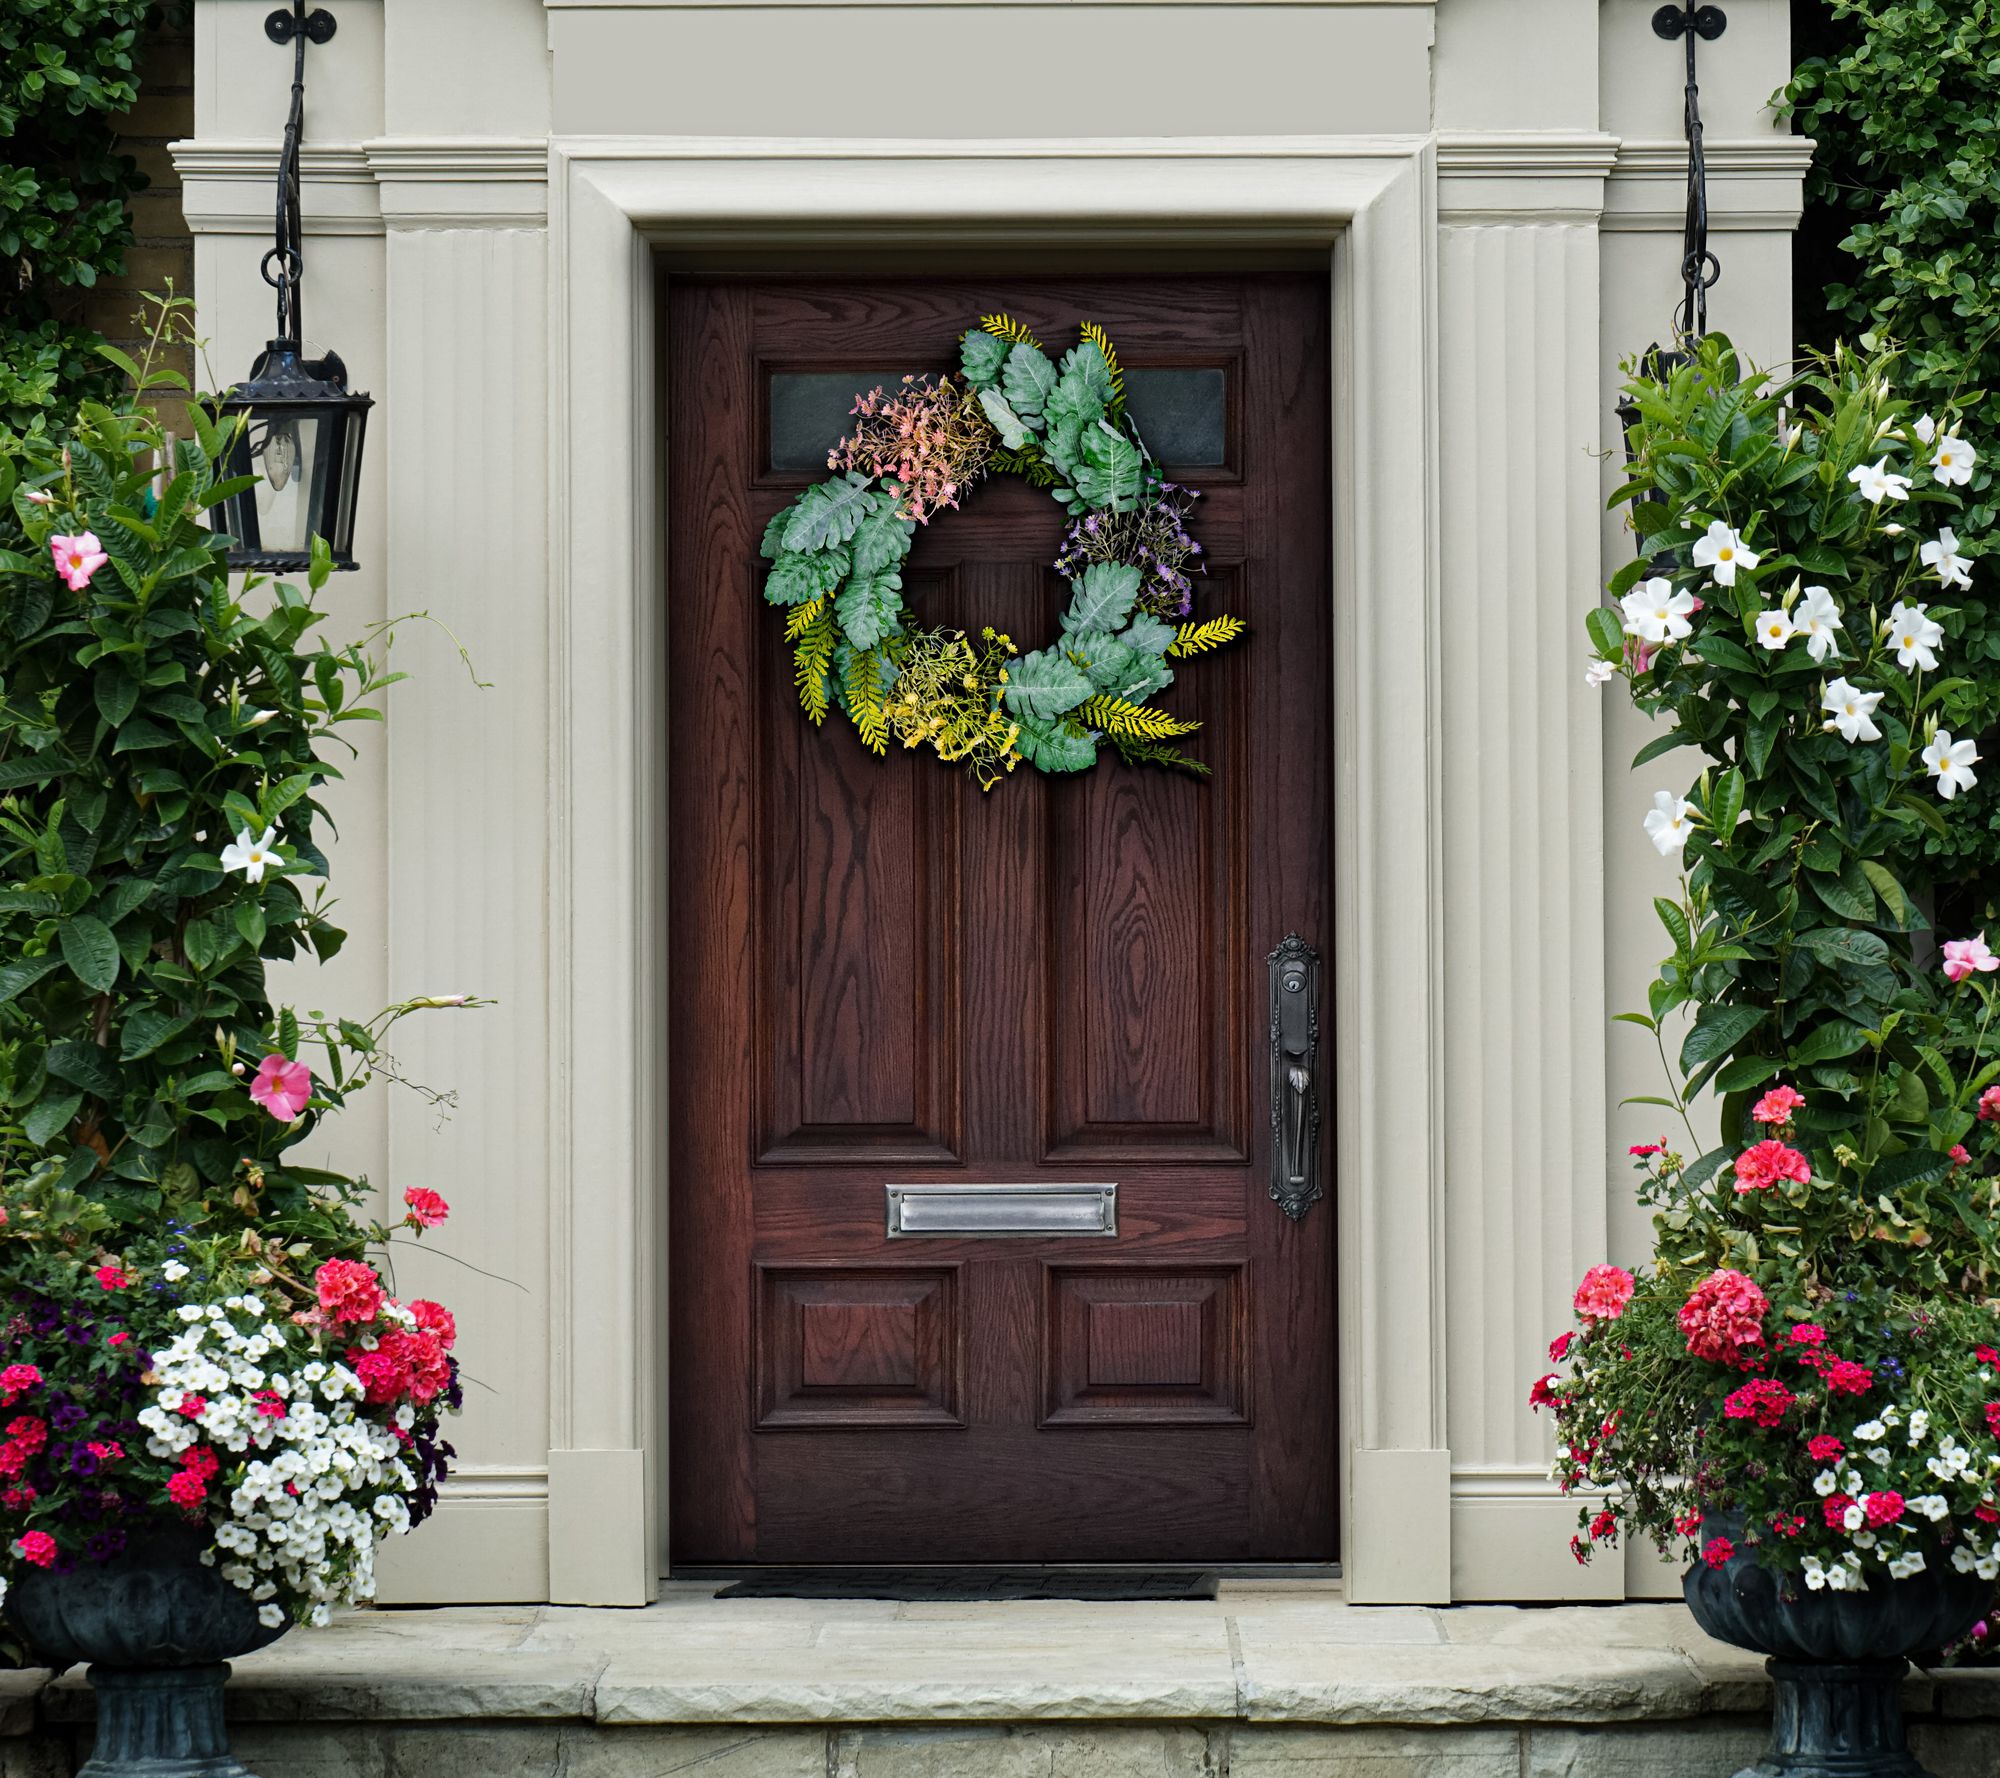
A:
[1684,1513,1991,1778]
[6,1523,285,1777]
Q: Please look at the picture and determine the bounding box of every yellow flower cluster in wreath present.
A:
[880,628,1025,792]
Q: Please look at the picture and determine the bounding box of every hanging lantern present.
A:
[212,2,371,573]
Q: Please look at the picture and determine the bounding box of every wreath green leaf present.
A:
[759,318,1247,788]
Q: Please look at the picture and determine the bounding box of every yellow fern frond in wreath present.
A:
[1080,320,1124,405]
[1168,615,1247,658]
[844,648,890,755]
[1077,694,1201,741]
[979,312,1045,352]
[793,607,835,725]
[784,596,826,641]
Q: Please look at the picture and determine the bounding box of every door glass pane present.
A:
[769,371,907,473]
[1122,368,1227,468]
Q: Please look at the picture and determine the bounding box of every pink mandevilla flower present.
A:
[248,1054,312,1122]
[1572,1264,1636,1323]
[1943,933,1999,984]
[49,532,107,592]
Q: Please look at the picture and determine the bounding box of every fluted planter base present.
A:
[78,1664,256,1778]
[1728,1657,1932,1778]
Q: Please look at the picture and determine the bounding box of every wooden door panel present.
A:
[669,272,1334,1566]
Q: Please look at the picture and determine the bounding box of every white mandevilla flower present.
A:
[1691,522,1759,586]
[1793,587,1844,663]
[1919,526,1973,590]
[1620,577,1698,645]
[1753,608,1795,652]
[219,826,284,884]
[1643,790,1695,857]
[1923,730,1980,801]
[1932,434,1978,487]
[1821,679,1884,745]
[1584,657,1618,689]
[1884,601,1944,673]
[1848,458,1913,504]
[1912,414,1939,447]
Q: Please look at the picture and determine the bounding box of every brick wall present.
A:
[85,11,197,419]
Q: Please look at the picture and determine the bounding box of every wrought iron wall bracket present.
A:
[266,6,336,45]
[1267,934,1322,1223]
[1651,4,1726,42]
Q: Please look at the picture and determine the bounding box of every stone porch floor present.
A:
[12,1582,2000,1776]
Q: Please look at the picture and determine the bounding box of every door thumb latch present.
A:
[1267,934,1322,1222]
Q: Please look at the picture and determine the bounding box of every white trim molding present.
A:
[1605,136,1816,233]
[543,133,1451,1606]
[172,139,549,231]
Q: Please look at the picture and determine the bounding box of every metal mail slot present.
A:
[885,1182,1117,1239]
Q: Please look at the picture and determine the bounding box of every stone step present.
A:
[16,1588,2000,1777]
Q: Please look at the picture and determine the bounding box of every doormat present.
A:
[712,1568,1221,1602]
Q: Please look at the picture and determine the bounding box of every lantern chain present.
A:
[1651,2,1726,342]
[260,1,337,348]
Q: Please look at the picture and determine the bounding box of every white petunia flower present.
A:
[1821,679,1885,745]
[1849,458,1913,504]
[1691,522,1759,585]
[1814,1469,1840,1497]
[1923,730,1980,800]
[1885,601,1944,673]
[1852,1419,1887,1443]
[1794,587,1844,663]
[219,826,284,885]
[1643,790,1695,857]
[1888,1551,1928,1580]
[1932,435,1978,487]
[1620,577,1699,644]
[1919,526,1973,590]
[162,1259,189,1282]
[1908,1409,1930,1444]
[1754,608,1796,652]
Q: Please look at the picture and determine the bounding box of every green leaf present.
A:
[960,330,1009,389]
[780,474,876,553]
[1859,860,1914,927]
[1708,768,1745,840]
[1585,606,1625,658]
[1002,648,1096,721]
[1122,614,1177,656]
[23,1091,81,1150]
[1058,340,1115,411]
[44,1039,121,1099]
[834,569,905,652]
[1064,563,1143,635]
[0,953,60,1008]
[1715,1054,1782,1093]
[1683,1145,1733,1192]
[1071,423,1144,513]
[59,916,118,991]
[1015,718,1098,773]
[1001,342,1059,420]
[119,1008,192,1062]
[1811,856,1876,921]
[1788,1020,1870,1064]
[1869,1148,1954,1193]
[977,388,1034,450]
[1631,732,1687,769]
[1680,1003,1767,1074]
[764,549,846,607]
[1654,897,1691,957]
[1791,927,1892,969]
[94,670,140,728]
[181,916,223,974]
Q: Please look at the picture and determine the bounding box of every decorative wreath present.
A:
[759,314,1245,788]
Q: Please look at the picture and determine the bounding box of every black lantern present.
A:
[213,2,370,573]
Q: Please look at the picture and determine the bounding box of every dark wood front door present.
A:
[667,273,1334,1566]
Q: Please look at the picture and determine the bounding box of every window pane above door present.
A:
[768,371,907,473]
[1122,367,1227,468]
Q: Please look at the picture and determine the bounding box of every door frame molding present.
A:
[544,135,1450,1605]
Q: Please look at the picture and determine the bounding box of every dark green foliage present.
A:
[1,2,158,441]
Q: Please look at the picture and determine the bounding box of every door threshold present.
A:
[670,1561,1344,1582]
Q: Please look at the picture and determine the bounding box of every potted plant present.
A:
[1540,334,2000,1778]
[0,301,471,1775]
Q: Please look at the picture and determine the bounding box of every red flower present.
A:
[1977,1346,2000,1366]
[1570,1535,1590,1565]
[166,1470,207,1512]
[175,1394,206,1418]
[1703,1537,1735,1569]
[1529,1372,1561,1411]
[179,1446,219,1481]
[1589,1510,1618,1540]
[1984,1403,2000,1439]
[13,1531,55,1568]
[1865,1491,1906,1528]
[92,1265,129,1291]
[1977,1505,2000,1526]
[1788,1323,1827,1349]
[315,1258,385,1326]
[410,1299,457,1352]
[1770,1512,1807,1538]
[1823,1495,1854,1530]
[251,1390,286,1420]
[1733,1139,1812,1194]
[86,1441,122,1463]
[1573,1265,1637,1323]
[1952,1145,1974,1169]
[402,1187,450,1229]
[1629,1142,1665,1158]
[7,1417,46,1456]
[1723,1378,1795,1428]
[1807,1435,1844,1463]
[1549,1331,1575,1364]
[1679,1270,1769,1366]
[1823,1359,1874,1396]
[0,1363,41,1406]
[1980,1085,2000,1124]
[107,1332,130,1348]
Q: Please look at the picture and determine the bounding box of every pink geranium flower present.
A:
[1680,1269,1769,1365]
[1944,934,1999,983]
[248,1054,312,1122]
[1982,1086,2000,1124]
[14,1530,56,1567]
[1573,1264,1636,1323]
[316,1257,385,1325]
[1734,1140,1811,1193]
[49,532,107,592]
[1751,1084,1805,1126]
[403,1186,449,1229]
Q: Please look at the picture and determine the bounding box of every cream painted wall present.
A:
[176,0,1806,1605]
